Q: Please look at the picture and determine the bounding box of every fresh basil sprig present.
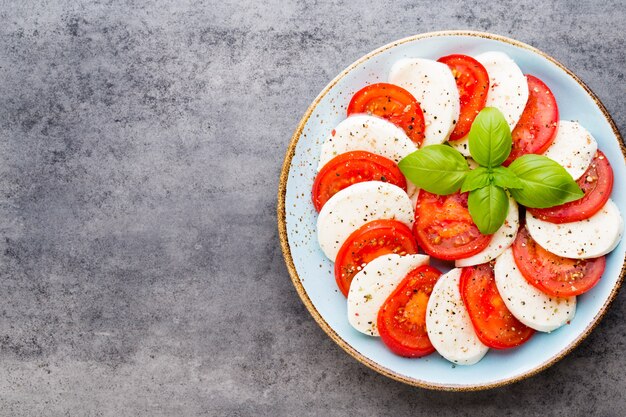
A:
[508,155,584,208]
[398,107,583,235]
[468,184,509,235]
[491,166,523,189]
[461,167,490,193]
[468,107,512,168]
[398,144,469,195]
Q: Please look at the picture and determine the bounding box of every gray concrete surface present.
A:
[0,1,625,415]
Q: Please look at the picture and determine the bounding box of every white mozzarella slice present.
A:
[389,58,460,146]
[317,181,414,261]
[407,182,419,204]
[542,121,597,180]
[474,51,528,130]
[526,199,623,259]
[409,188,420,209]
[426,268,488,365]
[494,248,576,332]
[449,136,471,157]
[456,197,519,267]
[347,254,430,336]
[317,114,417,171]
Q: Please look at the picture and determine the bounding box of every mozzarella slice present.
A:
[494,248,576,332]
[449,136,471,157]
[409,188,420,210]
[426,268,488,365]
[347,254,430,336]
[317,114,417,171]
[389,58,460,146]
[526,199,623,259]
[317,181,414,261]
[474,51,528,131]
[542,121,597,180]
[456,197,519,267]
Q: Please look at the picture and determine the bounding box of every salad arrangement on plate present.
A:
[312,52,624,365]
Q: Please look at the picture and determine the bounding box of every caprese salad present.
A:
[311,51,624,365]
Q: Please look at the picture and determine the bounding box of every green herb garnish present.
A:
[398,107,583,234]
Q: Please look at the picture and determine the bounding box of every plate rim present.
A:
[276,30,626,391]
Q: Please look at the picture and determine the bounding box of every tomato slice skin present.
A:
[377,265,441,357]
[413,191,492,261]
[437,54,489,141]
[503,75,559,166]
[528,151,613,223]
[334,220,418,297]
[311,151,407,212]
[347,83,426,146]
[512,226,605,297]
[460,263,534,349]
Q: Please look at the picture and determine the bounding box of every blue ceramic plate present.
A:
[277,31,626,390]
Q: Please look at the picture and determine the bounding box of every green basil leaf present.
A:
[508,154,584,208]
[491,166,523,189]
[461,167,491,193]
[468,107,512,168]
[468,184,509,235]
[398,145,469,195]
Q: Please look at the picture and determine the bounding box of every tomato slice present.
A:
[437,54,489,141]
[377,265,441,357]
[311,151,407,212]
[334,220,418,297]
[413,191,492,260]
[512,226,605,297]
[503,75,559,166]
[460,263,534,349]
[528,151,613,223]
[347,83,426,146]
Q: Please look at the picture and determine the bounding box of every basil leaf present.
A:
[491,166,523,189]
[468,107,512,168]
[508,154,584,208]
[398,145,469,195]
[461,167,491,193]
[468,184,509,235]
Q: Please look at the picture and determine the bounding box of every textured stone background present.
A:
[0,1,625,415]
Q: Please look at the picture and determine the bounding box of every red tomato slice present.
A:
[460,263,534,349]
[512,226,606,297]
[413,191,492,260]
[528,151,613,223]
[334,220,418,297]
[503,75,559,166]
[377,265,441,357]
[311,151,407,212]
[347,83,426,146]
[437,54,489,141]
